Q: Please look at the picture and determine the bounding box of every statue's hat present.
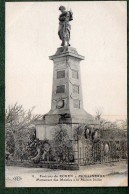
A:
[59,6,66,11]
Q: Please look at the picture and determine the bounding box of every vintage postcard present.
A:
[5,1,128,187]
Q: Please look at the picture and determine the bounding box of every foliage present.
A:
[53,125,74,163]
[29,139,56,163]
[5,103,41,160]
[95,107,103,121]
[26,137,40,160]
[73,124,99,142]
[5,103,41,133]
[73,124,85,140]
[98,119,127,140]
[5,130,15,160]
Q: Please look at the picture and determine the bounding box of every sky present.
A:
[6,1,127,121]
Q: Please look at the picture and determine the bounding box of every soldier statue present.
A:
[58,6,73,47]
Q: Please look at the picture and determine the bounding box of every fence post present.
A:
[101,141,102,164]
[77,138,80,167]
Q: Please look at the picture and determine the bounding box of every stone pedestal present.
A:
[45,46,95,125]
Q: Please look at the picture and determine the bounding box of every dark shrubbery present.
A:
[52,125,74,163]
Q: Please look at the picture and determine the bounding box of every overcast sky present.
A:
[6,1,127,121]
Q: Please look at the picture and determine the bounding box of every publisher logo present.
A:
[13,176,22,181]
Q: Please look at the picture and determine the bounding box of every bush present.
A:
[53,125,74,163]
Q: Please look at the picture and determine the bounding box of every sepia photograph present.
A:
[5,1,127,187]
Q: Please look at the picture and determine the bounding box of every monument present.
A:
[35,6,98,151]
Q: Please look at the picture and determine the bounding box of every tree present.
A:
[73,124,85,141]
[95,107,103,121]
[53,125,74,163]
[5,103,41,160]
[5,103,41,133]
[5,129,15,160]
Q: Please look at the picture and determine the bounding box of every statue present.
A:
[58,6,73,47]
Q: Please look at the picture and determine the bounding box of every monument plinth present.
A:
[44,46,94,125]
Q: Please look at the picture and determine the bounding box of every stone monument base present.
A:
[34,44,99,166]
